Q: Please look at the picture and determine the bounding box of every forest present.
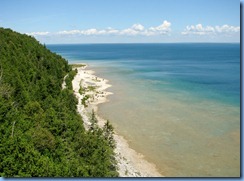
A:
[0,28,118,177]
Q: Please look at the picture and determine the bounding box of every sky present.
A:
[0,0,240,44]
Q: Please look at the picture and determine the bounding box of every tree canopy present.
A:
[0,28,118,177]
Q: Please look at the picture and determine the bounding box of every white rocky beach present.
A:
[69,64,162,177]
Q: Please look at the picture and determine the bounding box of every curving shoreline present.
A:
[71,64,163,177]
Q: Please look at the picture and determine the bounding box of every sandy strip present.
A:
[71,64,163,177]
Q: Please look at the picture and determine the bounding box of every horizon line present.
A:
[45,42,240,45]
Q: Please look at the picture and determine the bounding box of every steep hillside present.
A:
[0,28,118,177]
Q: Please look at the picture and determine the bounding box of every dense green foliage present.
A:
[0,28,118,177]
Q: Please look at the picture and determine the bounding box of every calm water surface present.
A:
[48,43,240,176]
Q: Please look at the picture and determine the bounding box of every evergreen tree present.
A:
[90,109,98,131]
[0,28,118,177]
[103,120,116,148]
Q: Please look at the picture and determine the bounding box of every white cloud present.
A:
[57,30,81,35]
[57,28,120,36]
[125,21,171,36]
[119,24,145,36]
[140,30,156,36]
[205,26,215,32]
[25,21,239,43]
[215,25,240,33]
[26,31,50,36]
[119,21,171,36]
[182,24,239,35]
[81,28,98,35]
[54,21,171,37]
[131,24,144,31]
[106,27,119,34]
[149,20,171,34]
[120,28,139,35]
[25,20,172,39]
[196,24,203,31]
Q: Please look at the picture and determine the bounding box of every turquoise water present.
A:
[48,43,240,176]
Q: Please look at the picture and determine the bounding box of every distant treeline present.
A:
[0,28,118,177]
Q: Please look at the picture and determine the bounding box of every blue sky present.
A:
[0,0,240,43]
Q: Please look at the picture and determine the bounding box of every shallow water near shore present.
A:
[91,64,240,176]
[48,43,240,176]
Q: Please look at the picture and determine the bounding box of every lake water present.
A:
[48,43,240,177]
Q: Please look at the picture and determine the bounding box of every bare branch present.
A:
[11,121,16,137]
[0,65,2,83]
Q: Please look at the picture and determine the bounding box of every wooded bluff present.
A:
[0,28,118,177]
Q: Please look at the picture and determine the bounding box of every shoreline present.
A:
[71,64,163,177]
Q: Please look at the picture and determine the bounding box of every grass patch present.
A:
[82,95,90,107]
[79,86,85,95]
[87,86,96,92]
[71,64,86,68]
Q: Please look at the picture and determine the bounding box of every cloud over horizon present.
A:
[26,20,172,37]
[181,24,240,35]
[25,21,240,43]
[26,31,50,36]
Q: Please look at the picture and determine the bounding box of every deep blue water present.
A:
[48,43,240,107]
